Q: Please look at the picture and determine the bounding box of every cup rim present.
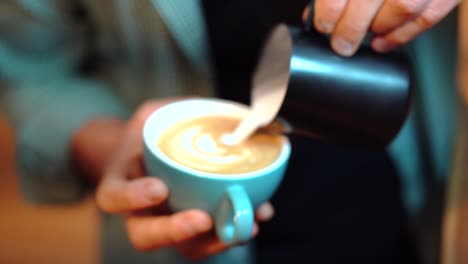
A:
[143,98,291,180]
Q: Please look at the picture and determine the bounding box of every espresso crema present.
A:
[157,116,283,174]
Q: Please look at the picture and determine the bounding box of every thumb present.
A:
[95,113,167,213]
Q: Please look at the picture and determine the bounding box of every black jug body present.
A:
[276,26,414,149]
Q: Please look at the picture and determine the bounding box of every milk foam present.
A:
[157,116,282,174]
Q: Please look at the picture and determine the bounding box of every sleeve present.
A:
[0,1,130,204]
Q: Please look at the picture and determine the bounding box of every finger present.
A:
[255,202,274,222]
[331,0,385,57]
[96,97,189,213]
[110,97,191,175]
[372,0,460,52]
[96,127,153,213]
[107,96,190,177]
[371,0,430,34]
[103,124,143,179]
[118,96,196,177]
[176,223,260,260]
[96,176,168,213]
[309,0,348,34]
[110,96,194,175]
[126,209,213,251]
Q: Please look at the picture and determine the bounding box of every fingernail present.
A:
[145,182,167,201]
[331,38,355,57]
[372,38,393,53]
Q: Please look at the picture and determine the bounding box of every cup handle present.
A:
[214,185,254,245]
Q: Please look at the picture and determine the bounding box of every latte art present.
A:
[157,116,283,174]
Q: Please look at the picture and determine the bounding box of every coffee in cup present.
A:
[157,116,283,174]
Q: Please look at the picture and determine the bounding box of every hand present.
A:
[74,98,274,260]
[303,0,460,57]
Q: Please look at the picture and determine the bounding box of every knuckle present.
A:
[393,0,424,18]
[95,185,112,212]
[140,100,158,112]
[338,22,365,43]
[168,217,193,244]
[129,238,151,252]
[387,33,407,47]
[129,237,149,252]
[135,101,156,122]
[345,23,365,37]
[416,9,438,29]
[322,0,346,14]
[127,221,152,251]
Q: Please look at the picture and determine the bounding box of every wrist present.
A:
[71,117,126,184]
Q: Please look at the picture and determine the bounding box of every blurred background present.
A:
[0,114,99,264]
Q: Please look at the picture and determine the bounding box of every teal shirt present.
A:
[0,1,251,264]
[389,10,459,214]
[0,0,214,203]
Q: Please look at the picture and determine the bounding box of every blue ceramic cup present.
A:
[143,98,291,245]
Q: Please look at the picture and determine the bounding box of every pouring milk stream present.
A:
[223,24,293,145]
